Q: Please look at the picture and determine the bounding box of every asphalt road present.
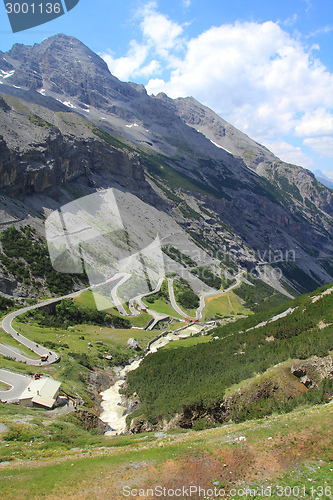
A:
[167,278,189,318]
[1,298,66,366]
[0,270,240,400]
[110,273,132,316]
[0,271,166,369]
[0,282,106,367]
[134,277,169,329]
[0,273,169,399]
[0,271,245,366]
[0,369,31,402]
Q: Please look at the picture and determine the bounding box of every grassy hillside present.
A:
[125,283,333,424]
[0,401,332,499]
[203,291,248,319]
[0,225,88,296]
[234,276,290,312]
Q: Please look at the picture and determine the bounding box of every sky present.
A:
[0,0,333,177]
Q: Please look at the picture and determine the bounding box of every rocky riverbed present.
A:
[99,359,142,436]
[99,323,205,435]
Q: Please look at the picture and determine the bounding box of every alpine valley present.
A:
[0,34,333,499]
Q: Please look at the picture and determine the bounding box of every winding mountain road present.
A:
[0,287,97,367]
[110,273,132,316]
[133,277,169,329]
[0,271,243,401]
[0,274,170,399]
[0,273,168,370]
[0,284,105,401]
[167,278,189,318]
[1,299,61,366]
[166,272,245,321]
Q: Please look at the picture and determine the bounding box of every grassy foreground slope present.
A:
[0,401,332,499]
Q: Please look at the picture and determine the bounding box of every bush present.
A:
[3,423,39,442]
[22,298,130,329]
[173,278,199,310]
[177,290,199,309]
[190,266,222,289]
[0,296,14,311]
[145,281,169,303]
[0,225,88,295]
[125,283,333,422]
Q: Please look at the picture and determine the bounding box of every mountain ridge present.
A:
[314,169,333,190]
[0,33,333,297]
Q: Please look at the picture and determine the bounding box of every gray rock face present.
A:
[74,408,110,434]
[291,356,333,389]
[129,417,156,434]
[173,95,277,169]
[3,34,137,106]
[0,273,17,295]
[0,97,10,113]
[0,96,144,196]
[1,34,333,295]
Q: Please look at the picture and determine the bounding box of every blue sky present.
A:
[1,0,333,176]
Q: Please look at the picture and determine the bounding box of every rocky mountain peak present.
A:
[33,33,110,74]
[2,34,138,106]
[0,34,333,296]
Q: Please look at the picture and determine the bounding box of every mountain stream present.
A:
[99,324,205,435]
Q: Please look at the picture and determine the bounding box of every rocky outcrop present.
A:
[88,369,114,392]
[127,338,140,350]
[0,97,10,113]
[291,355,333,389]
[129,417,157,434]
[0,129,144,197]
[87,369,115,413]
[73,408,110,434]
[122,392,140,416]
[0,273,17,295]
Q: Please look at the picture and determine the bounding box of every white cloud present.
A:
[295,108,333,137]
[137,59,162,78]
[146,77,166,94]
[303,0,313,13]
[101,3,184,81]
[101,40,151,81]
[183,0,191,7]
[262,139,314,168]
[145,21,333,141]
[101,7,333,165]
[307,25,333,38]
[139,5,184,57]
[304,137,333,157]
[281,14,298,27]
